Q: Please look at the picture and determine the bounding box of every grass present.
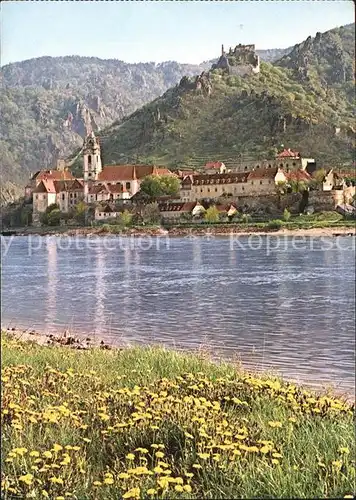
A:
[1,334,355,499]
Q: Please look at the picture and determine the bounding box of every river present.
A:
[1,234,355,393]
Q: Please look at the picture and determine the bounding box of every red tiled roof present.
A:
[193,173,249,185]
[33,180,56,194]
[159,202,196,213]
[97,165,172,182]
[89,185,108,195]
[205,161,224,169]
[284,170,311,182]
[53,180,84,193]
[247,167,278,180]
[32,169,75,182]
[277,148,300,159]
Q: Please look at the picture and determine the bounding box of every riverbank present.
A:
[2,223,355,238]
[1,332,354,499]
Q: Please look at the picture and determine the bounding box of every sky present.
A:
[1,1,354,66]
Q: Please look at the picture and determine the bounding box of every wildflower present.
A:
[154,466,164,474]
[104,477,114,485]
[126,453,135,461]
[271,459,280,465]
[175,485,184,492]
[155,451,165,458]
[30,450,40,457]
[147,489,157,495]
[184,485,192,493]
[49,477,64,485]
[93,481,102,486]
[192,463,202,469]
[260,445,272,454]
[332,460,342,468]
[197,452,210,460]
[13,447,28,456]
[42,492,49,498]
[43,451,53,459]
[55,497,65,500]
[272,452,283,458]
[52,444,63,452]
[123,487,141,498]
[339,447,350,454]
[268,421,282,428]
[288,417,297,423]
[19,474,33,486]
[119,472,130,479]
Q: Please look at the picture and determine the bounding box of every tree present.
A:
[119,210,133,227]
[204,206,220,223]
[142,202,161,225]
[283,208,291,221]
[140,175,180,200]
[47,209,61,226]
[74,201,88,225]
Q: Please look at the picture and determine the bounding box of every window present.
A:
[251,181,254,185]
[70,193,73,198]
[268,164,272,168]
[35,195,38,200]
[280,163,283,168]
[62,194,65,200]
[126,182,131,190]
[215,188,217,192]
[200,188,203,193]
[286,163,289,168]
[88,155,92,166]
[292,162,296,167]
[260,180,263,185]
[242,186,245,191]
[88,173,92,177]
[74,193,77,198]
[244,166,248,171]
[207,188,210,193]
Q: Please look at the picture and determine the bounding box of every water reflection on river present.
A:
[1,234,355,392]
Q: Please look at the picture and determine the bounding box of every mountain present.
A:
[0,46,294,203]
[1,57,207,203]
[98,24,355,170]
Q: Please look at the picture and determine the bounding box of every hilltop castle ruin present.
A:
[212,44,260,76]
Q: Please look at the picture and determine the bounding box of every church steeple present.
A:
[221,44,225,56]
[83,131,102,201]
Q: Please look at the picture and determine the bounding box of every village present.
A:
[26,130,356,227]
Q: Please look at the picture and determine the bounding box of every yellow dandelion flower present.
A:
[52,444,63,452]
[123,487,141,499]
[30,450,40,457]
[268,421,282,428]
[126,453,135,460]
[147,488,157,495]
[288,417,297,423]
[155,451,165,458]
[157,477,170,489]
[154,466,164,474]
[175,485,184,492]
[49,477,64,485]
[19,474,33,486]
[43,451,53,459]
[197,453,210,460]
[272,452,283,459]
[135,447,149,454]
[185,472,194,478]
[332,460,342,468]
[13,447,28,456]
[118,473,130,479]
[260,445,272,454]
[104,477,114,485]
[339,447,350,454]
[93,481,102,486]
[271,459,280,465]
[183,484,192,493]
[42,491,49,498]
[344,495,354,498]
[5,458,13,463]
[55,497,65,500]
[192,463,202,469]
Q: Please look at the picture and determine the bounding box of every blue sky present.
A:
[1,1,354,66]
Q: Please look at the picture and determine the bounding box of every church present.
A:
[30,131,173,222]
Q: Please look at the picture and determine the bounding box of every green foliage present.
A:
[140,175,180,199]
[2,334,354,499]
[204,206,220,223]
[47,208,62,227]
[74,201,88,225]
[118,210,133,227]
[142,202,161,225]
[268,219,284,229]
[241,214,251,224]
[283,208,291,221]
